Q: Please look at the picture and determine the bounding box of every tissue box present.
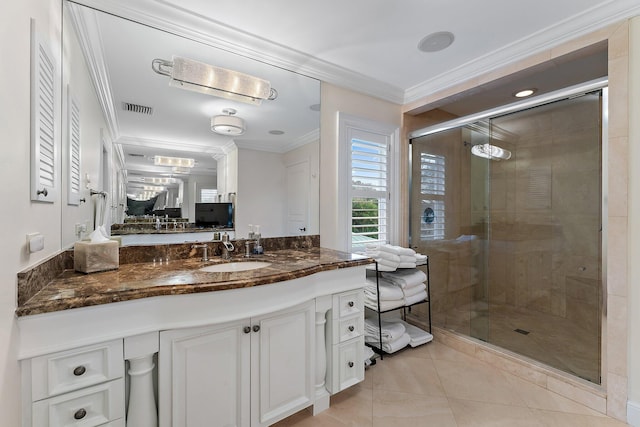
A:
[74,240,119,273]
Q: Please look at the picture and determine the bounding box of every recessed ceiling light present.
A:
[269,130,285,135]
[514,88,537,98]
[418,31,455,53]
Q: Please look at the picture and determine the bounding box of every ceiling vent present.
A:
[128,153,145,157]
[122,102,153,115]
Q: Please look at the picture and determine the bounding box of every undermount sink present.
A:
[199,261,272,273]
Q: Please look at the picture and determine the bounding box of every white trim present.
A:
[67,3,120,141]
[628,400,640,427]
[337,113,399,252]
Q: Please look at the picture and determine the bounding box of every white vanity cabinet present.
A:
[159,300,315,427]
[22,339,125,427]
[326,289,365,394]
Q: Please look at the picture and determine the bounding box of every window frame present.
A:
[338,113,399,252]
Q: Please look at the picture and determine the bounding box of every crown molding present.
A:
[67,3,119,140]
[404,0,640,104]
[116,136,228,157]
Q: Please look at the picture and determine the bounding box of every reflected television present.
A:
[195,202,233,228]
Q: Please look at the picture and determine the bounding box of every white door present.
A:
[286,161,309,235]
[251,301,315,426]
[159,321,251,427]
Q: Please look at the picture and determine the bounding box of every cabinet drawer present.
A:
[32,378,125,427]
[333,337,364,392]
[333,314,364,344]
[31,339,124,401]
[334,290,364,319]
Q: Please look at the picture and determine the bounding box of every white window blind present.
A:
[420,153,445,240]
[351,138,388,250]
[67,89,81,205]
[30,21,57,202]
[201,188,218,202]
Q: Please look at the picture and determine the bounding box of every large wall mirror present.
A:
[61,1,320,247]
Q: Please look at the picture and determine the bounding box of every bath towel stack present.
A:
[364,276,404,311]
[381,268,429,306]
[390,318,433,347]
[364,317,411,354]
[365,244,428,270]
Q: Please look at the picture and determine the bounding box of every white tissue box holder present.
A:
[74,240,119,273]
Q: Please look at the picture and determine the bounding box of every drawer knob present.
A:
[348,361,354,368]
[74,408,87,420]
[348,325,355,332]
[73,366,86,376]
[253,325,260,333]
[243,326,251,334]
[348,301,354,307]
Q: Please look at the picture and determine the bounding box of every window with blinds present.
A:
[420,153,445,240]
[351,138,388,250]
[30,21,58,202]
[67,89,81,205]
[201,188,218,203]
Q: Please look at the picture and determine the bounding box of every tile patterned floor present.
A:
[273,340,629,427]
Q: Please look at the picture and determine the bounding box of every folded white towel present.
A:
[403,283,426,297]
[390,319,433,347]
[379,244,403,255]
[399,255,416,263]
[404,289,428,306]
[382,269,427,288]
[365,277,404,300]
[365,332,411,353]
[364,318,406,342]
[376,257,400,269]
[364,296,405,311]
[366,250,401,264]
[415,253,428,262]
[398,261,417,269]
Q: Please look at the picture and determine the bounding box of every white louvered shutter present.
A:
[67,88,81,205]
[31,23,58,202]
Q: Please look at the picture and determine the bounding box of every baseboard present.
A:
[628,400,640,427]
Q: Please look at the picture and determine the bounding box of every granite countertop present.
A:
[16,247,372,317]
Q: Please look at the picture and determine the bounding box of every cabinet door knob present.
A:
[37,188,48,197]
[253,325,260,333]
[74,408,87,420]
[348,325,355,332]
[348,301,354,307]
[73,365,86,376]
[348,361,354,368]
[243,326,251,334]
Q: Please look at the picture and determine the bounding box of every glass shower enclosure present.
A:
[408,89,603,384]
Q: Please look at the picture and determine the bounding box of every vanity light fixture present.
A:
[514,88,537,98]
[143,185,166,192]
[154,155,195,168]
[471,143,512,161]
[211,108,245,136]
[146,177,177,184]
[152,56,278,106]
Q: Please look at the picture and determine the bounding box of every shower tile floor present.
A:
[273,339,628,427]
[429,301,600,383]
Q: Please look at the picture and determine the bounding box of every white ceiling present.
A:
[69,0,640,197]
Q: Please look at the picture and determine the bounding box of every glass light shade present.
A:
[211,114,245,135]
[471,143,512,160]
[170,56,273,105]
[154,155,195,167]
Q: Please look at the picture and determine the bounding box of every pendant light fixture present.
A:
[211,108,245,136]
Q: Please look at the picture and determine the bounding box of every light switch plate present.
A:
[27,233,44,253]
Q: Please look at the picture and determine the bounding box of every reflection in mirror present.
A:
[61,1,320,247]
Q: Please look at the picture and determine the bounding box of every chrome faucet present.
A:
[191,244,209,262]
[222,241,234,260]
[244,240,256,258]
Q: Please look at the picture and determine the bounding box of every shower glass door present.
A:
[409,91,602,384]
